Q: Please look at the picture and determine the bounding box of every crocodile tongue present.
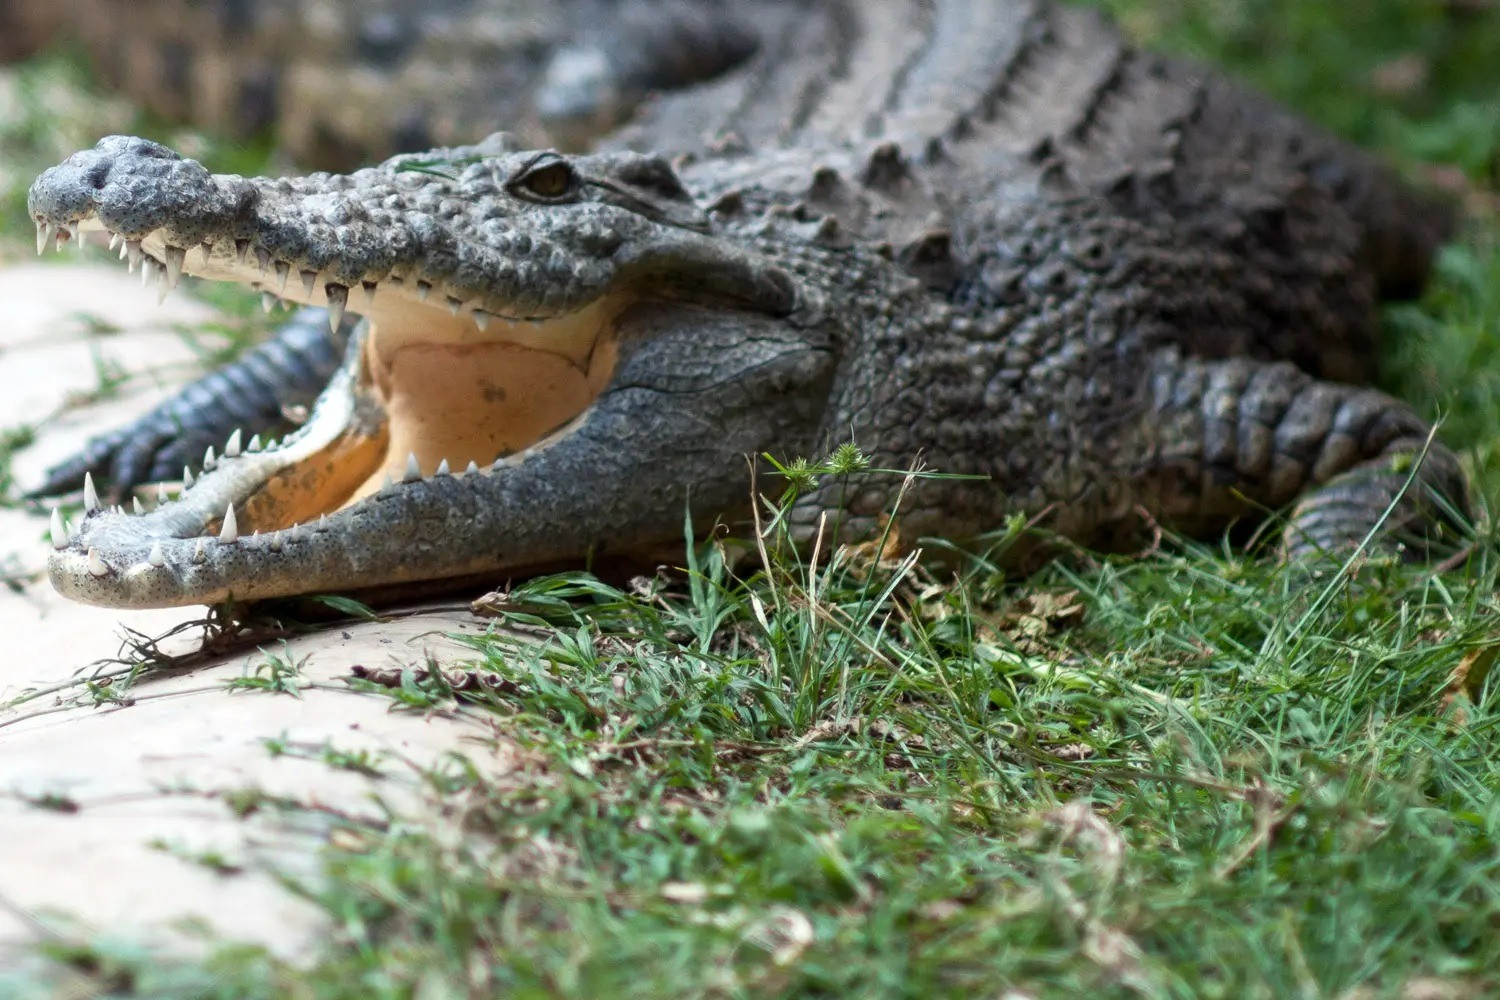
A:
[347,295,619,505]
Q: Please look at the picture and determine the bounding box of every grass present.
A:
[1,0,1499,997]
[17,500,1500,999]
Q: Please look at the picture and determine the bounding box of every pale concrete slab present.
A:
[0,611,515,961]
[0,259,224,486]
[0,261,519,964]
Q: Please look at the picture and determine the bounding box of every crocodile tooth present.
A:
[83,472,99,512]
[234,239,250,263]
[435,458,451,476]
[193,538,206,563]
[132,496,144,515]
[118,239,129,260]
[148,541,165,567]
[219,504,238,543]
[318,513,328,530]
[203,445,216,470]
[141,257,157,288]
[50,508,68,549]
[300,269,317,299]
[261,292,277,313]
[86,548,108,577]
[156,264,171,305]
[108,232,122,252]
[446,296,463,316]
[325,283,347,331]
[464,460,479,476]
[164,245,186,288]
[199,241,214,264]
[289,522,302,541]
[35,221,52,256]
[362,280,378,305]
[225,428,242,458]
[126,240,143,272]
[182,466,195,488]
[255,247,271,275]
[403,452,421,482]
[273,260,289,292]
[157,482,169,504]
[472,309,491,332]
[247,434,262,453]
[381,473,395,491]
[415,280,431,303]
[268,533,283,552]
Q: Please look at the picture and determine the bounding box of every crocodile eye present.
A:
[511,158,578,202]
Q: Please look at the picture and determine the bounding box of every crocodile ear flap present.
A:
[585,152,712,232]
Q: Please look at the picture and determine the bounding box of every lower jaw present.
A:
[225,316,619,535]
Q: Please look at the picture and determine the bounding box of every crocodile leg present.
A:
[1141,352,1471,558]
[29,309,348,502]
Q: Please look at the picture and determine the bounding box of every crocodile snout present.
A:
[29,135,250,245]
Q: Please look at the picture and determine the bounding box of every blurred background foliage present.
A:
[1099,0,1498,182]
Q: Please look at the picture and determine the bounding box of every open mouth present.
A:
[37,213,623,604]
[110,215,620,503]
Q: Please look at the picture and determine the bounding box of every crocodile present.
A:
[10,0,784,168]
[26,0,1470,608]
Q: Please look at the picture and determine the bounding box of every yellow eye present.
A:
[517,160,575,200]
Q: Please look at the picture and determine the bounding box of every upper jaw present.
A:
[26,134,620,335]
[28,134,801,339]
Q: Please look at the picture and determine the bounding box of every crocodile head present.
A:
[29,134,822,607]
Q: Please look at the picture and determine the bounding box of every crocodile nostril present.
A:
[86,163,110,190]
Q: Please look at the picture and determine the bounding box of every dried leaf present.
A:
[842,518,906,572]
[1441,643,1498,724]
[661,881,709,904]
[1042,800,1125,880]
[744,907,815,966]
[1369,54,1429,96]
[986,589,1086,653]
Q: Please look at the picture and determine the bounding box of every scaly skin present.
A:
[27,0,1470,608]
[23,0,780,168]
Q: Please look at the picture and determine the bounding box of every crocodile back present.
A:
[619,0,1450,372]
